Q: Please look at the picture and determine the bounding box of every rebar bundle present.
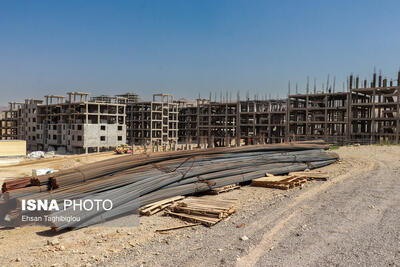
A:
[0,143,338,231]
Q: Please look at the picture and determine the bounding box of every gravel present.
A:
[101,146,400,267]
[1,145,400,266]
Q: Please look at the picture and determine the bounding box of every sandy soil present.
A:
[0,151,142,191]
[0,145,399,266]
[0,152,122,179]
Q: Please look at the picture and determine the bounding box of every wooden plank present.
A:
[167,197,237,226]
[173,206,224,218]
[258,184,290,190]
[145,203,174,215]
[140,196,184,215]
[173,205,237,217]
[180,204,233,211]
[155,223,200,232]
[251,176,308,190]
[289,172,329,180]
[251,176,295,186]
[141,195,184,210]
[183,197,237,206]
[166,211,221,226]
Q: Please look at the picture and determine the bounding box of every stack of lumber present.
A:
[251,171,329,190]
[166,197,237,226]
[251,175,307,190]
[140,196,184,216]
[1,177,35,193]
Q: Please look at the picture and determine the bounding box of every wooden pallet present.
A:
[165,211,221,226]
[251,169,329,190]
[251,175,307,190]
[140,196,185,216]
[166,197,237,226]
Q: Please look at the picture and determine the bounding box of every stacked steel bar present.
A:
[0,143,338,230]
[2,143,329,193]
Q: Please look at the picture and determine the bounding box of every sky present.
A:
[1,0,400,105]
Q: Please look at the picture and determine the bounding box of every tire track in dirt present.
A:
[236,157,377,267]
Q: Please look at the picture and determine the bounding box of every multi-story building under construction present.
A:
[35,92,127,153]
[1,69,399,152]
[178,98,287,147]
[0,102,22,140]
[126,94,179,147]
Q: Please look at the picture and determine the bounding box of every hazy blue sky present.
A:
[1,0,400,105]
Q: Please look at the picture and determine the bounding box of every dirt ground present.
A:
[1,145,400,266]
[0,152,122,179]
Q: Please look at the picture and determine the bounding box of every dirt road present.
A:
[103,145,400,266]
[1,145,400,266]
[237,147,400,267]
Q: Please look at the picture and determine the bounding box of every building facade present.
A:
[0,102,22,140]
[126,94,179,147]
[36,92,127,153]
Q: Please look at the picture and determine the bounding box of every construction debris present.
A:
[27,151,45,159]
[32,168,57,177]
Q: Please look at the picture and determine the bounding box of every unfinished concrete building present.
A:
[36,92,126,153]
[196,99,239,147]
[178,98,287,147]
[287,71,400,144]
[91,95,119,104]
[0,102,22,140]
[91,94,136,105]
[239,99,287,145]
[176,99,198,144]
[1,69,399,149]
[267,99,287,143]
[126,94,179,147]
[350,72,400,144]
[116,93,140,104]
[287,92,350,143]
[176,69,399,146]
[18,99,44,151]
